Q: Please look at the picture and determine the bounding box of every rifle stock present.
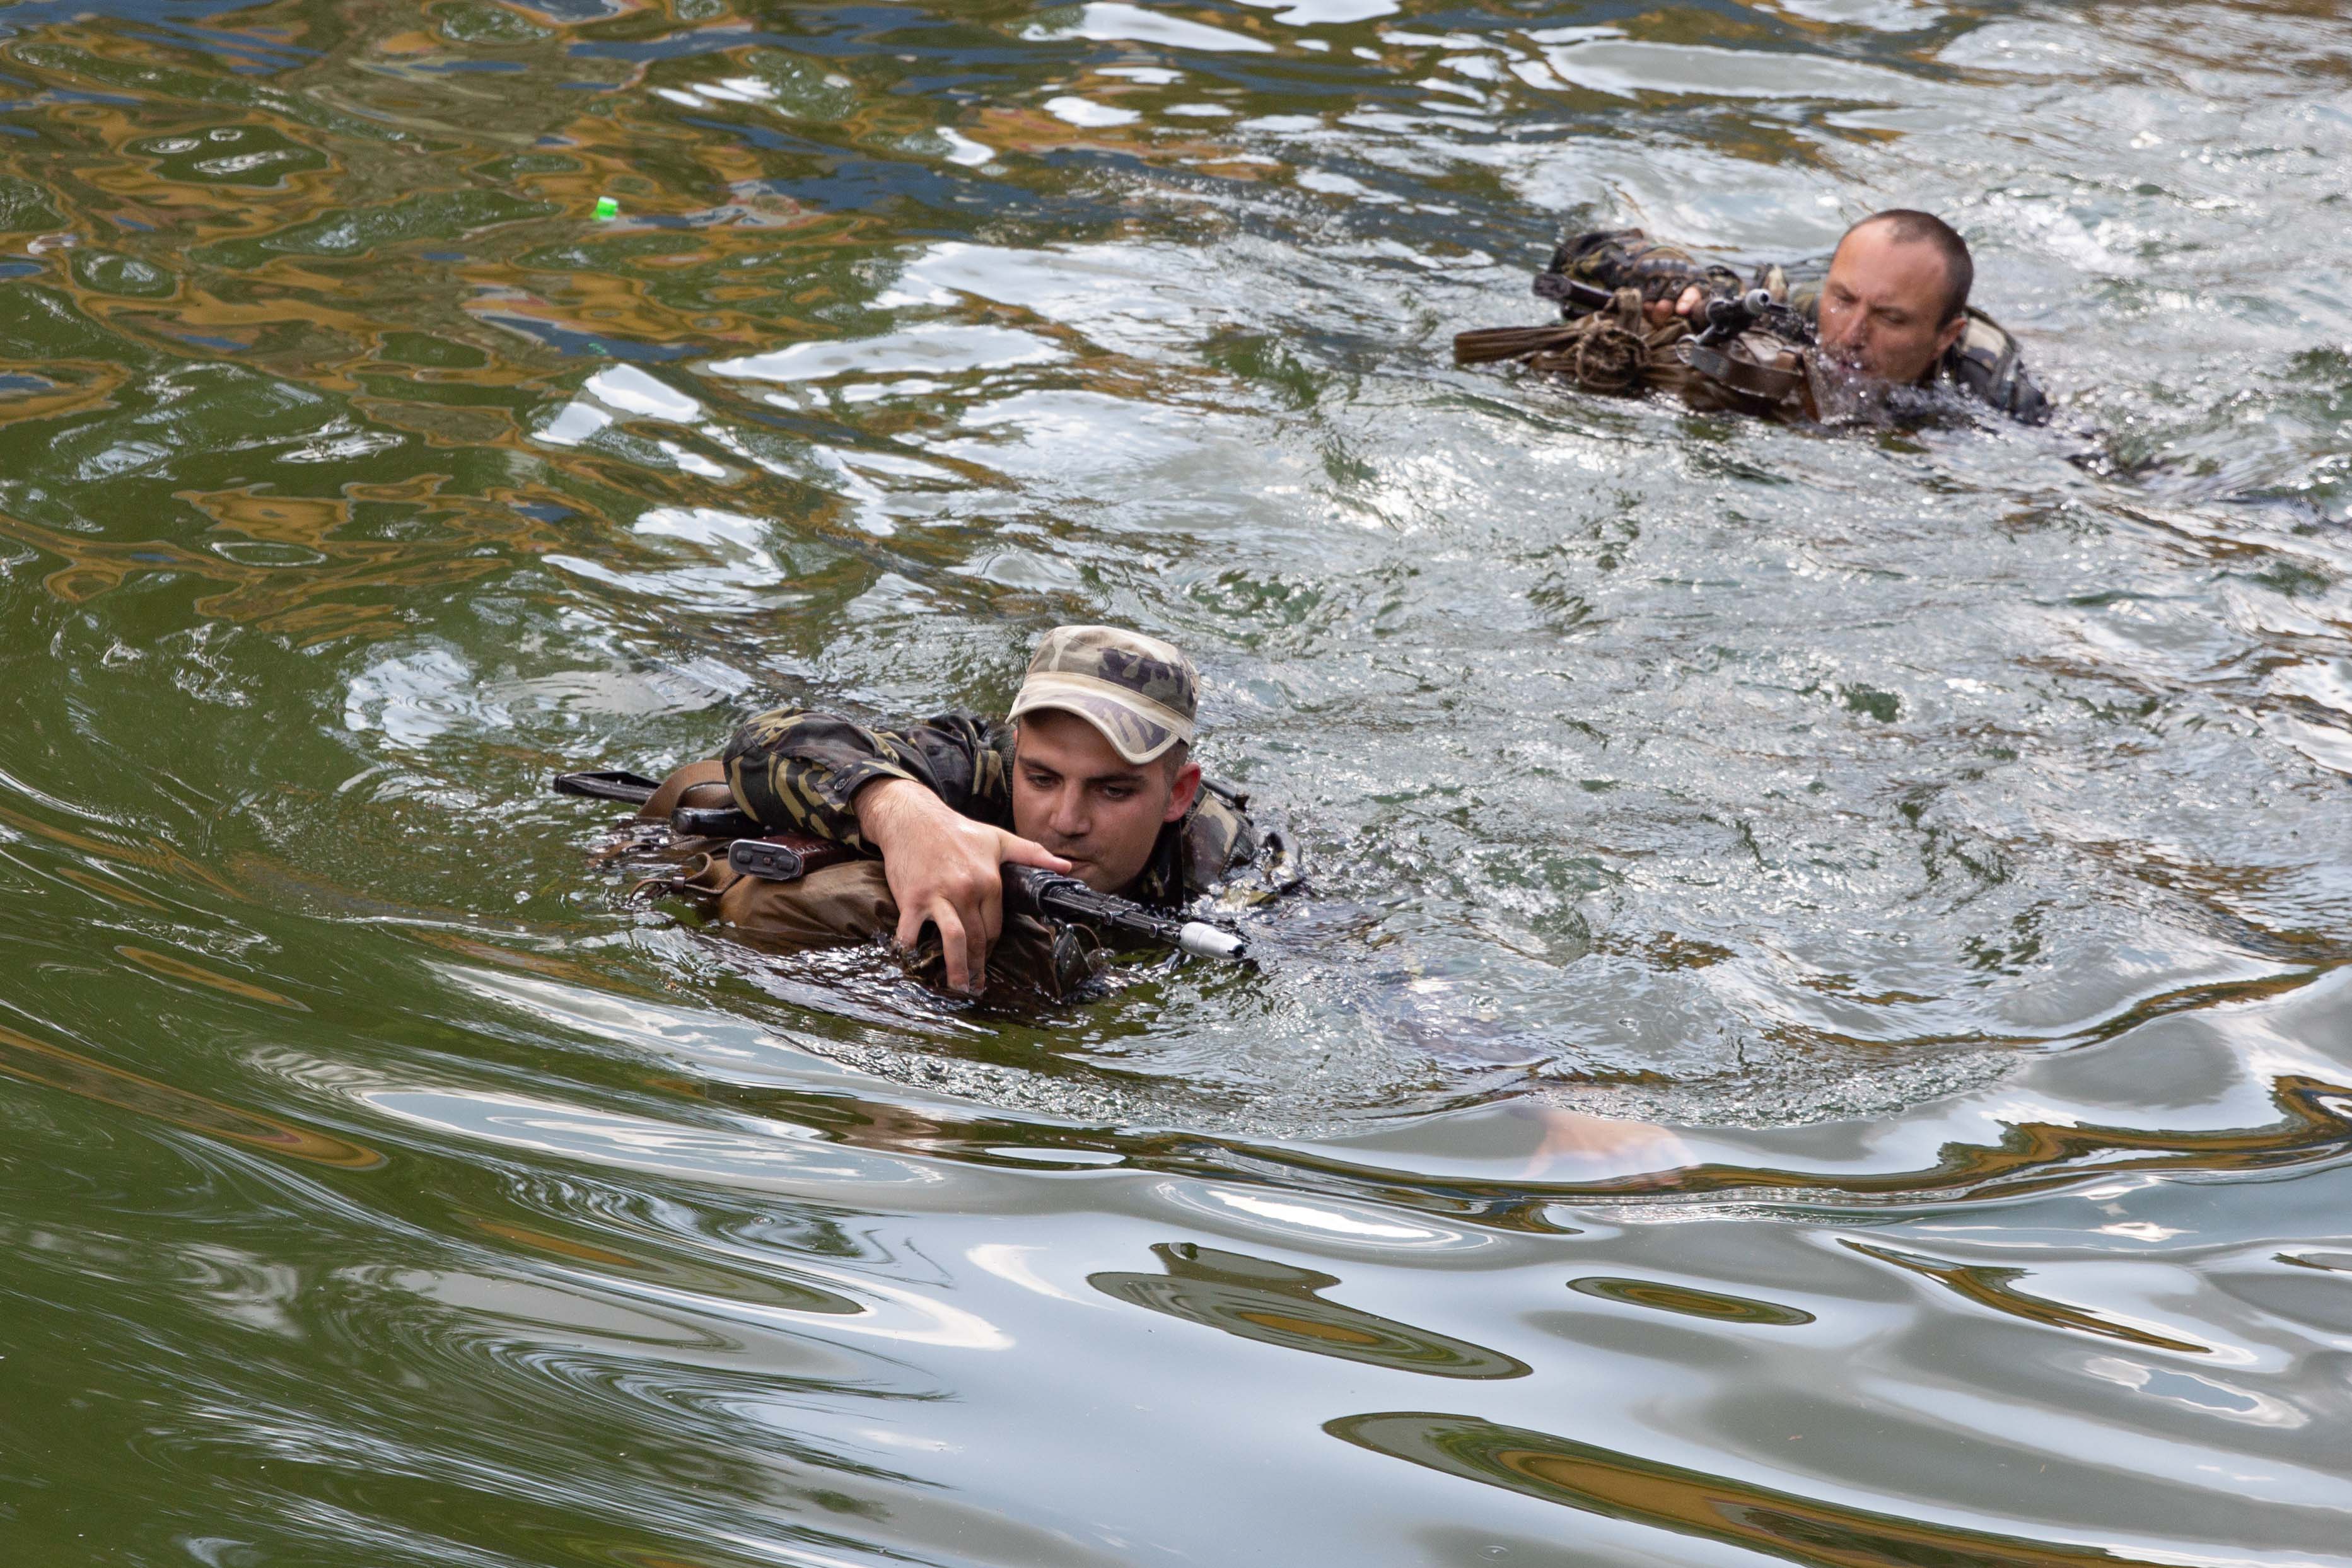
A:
[672,804,767,839]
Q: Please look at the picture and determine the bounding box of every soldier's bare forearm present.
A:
[853,776,952,854]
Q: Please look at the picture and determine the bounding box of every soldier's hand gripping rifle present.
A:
[724,845,1249,963]
[1454,268,1813,374]
[552,770,1250,963]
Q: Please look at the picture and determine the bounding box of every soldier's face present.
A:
[1011,710,1201,895]
[1817,225,1968,385]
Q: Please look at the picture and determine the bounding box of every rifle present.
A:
[999,865,1247,962]
[1692,287,1812,349]
[1455,275,1812,369]
[552,767,800,844]
[552,770,1250,962]
[1533,270,1619,315]
[722,839,1248,962]
[550,769,663,802]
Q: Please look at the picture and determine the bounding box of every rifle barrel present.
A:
[1532,272,1618,314]
[1004,866,1249,962]
[551,769,663,804]
[1175,921,1247,960]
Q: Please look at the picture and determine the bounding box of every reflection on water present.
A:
[1329,1410,2191,1567]
[1092,1241,1531,1376]
[1,0,2351,1562]
[0,1021,380,1168]
[1566,1275,1815,1327]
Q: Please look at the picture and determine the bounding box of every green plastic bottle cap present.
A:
[593,197,619,219]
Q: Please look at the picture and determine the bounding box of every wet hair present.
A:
[1848,210,1973,325]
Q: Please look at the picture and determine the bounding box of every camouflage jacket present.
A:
[722,709,1259,910]
[1550,229,2050,424]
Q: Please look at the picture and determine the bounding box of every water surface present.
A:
[3,0,2351,1562]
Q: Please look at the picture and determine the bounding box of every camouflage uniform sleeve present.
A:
[1180,785,1258,895]
[1551,229,1746,311]
[721,710,1013,851]
[1942,310,2051,425]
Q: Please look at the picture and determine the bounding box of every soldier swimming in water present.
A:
[1457,209,2049,426]
[612,625,1282,998]
[564,630,1683,1176]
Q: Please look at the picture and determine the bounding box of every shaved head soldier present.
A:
[1460,207,2048,424]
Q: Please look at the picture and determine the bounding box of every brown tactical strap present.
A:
[1453,323,1586,365]
[631,851,731,903]
[635,759,731,822]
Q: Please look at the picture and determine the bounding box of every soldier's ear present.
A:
[1165,758,1201,823]
[1935,312,1967,359]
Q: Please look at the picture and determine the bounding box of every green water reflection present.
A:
[2,0,2351,1562]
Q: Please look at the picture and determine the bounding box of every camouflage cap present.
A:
[1007,625,1198,765]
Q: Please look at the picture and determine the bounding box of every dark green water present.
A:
[4,0,2351,1562]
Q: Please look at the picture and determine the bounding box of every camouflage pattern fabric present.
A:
[1942,310,2051,425]
[725,710,1011,854]
[722,709,1259,910]
[1549,228,1762,312]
